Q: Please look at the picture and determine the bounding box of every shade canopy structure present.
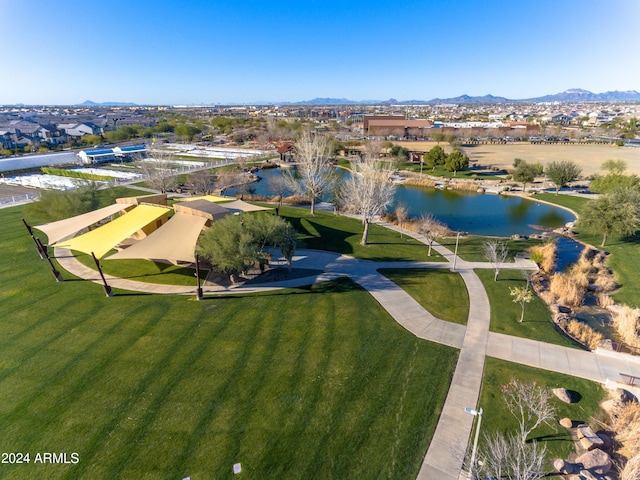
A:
[221,200,274,213]
[116,193,167,206]
[180,195,231,203]
[173,200,231,221]
[34,203,132,245]
[54,204,171,258]
[107,213,208,263]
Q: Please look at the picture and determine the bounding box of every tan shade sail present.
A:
[34,203,131,244]
[180,195,231,203]
[221,200,274,213]
[54,204,171,258]
[107,213,207,263]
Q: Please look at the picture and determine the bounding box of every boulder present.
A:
[554,387,574,404]
[554,458,577,474]
[575,449,612,475]
[559,417,573,428]
[576,424,605,451]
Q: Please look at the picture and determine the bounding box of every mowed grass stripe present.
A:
[1,302,173,449]
[2,204,459,479]
[67,303,239,479]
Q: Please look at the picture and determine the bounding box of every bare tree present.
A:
[477,432,547,480]
[339,155,396,245]
[482,239,509,281]
[267,174,289,214]
[501,379,556,445]
[395,203,408,238]
[187,168,215,195]
[139,150,179,193]
[417,213,451,256]
[284,131,336,215]
[215,171,239,196]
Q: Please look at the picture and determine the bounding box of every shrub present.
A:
[612,402,640,461]
[404,177,437,188]
[596,293,614,307]
[549,272,586,307]
[594,272,618,293]
[410,213,453,238]
[528,242,556,274]
[567,263,591,290]
[565,319,603,350]
[611,305,640,347]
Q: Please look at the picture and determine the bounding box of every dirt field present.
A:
[397,141,640,177]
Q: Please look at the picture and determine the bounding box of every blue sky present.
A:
[2,0,639,105]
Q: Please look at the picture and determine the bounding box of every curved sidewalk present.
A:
[52,235,640,480]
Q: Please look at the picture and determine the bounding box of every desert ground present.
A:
[399,141,640,177]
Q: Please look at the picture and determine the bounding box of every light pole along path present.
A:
[52,224,640,480]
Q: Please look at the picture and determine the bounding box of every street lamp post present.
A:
[452,232,461,271]
[465,406,483,479]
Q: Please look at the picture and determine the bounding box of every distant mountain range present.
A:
[288,89,640,105]
[7,89,637,108]
[78,100,138,107]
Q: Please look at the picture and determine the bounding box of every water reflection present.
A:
[228,167,575,237]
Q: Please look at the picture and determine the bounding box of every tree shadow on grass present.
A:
[528,432,571,443]
[200,277,362,300]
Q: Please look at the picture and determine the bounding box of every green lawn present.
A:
[399,163,499,179]
[574,231,640,308]
[379,268,469,325]
[479,357,607,461]
[279,206,445,262]
[74,254,207,286]
[1,204,458,479]
[534,193,590,216]
[476,269,578,348]
[534,193,640,308]
[437,235,542,263]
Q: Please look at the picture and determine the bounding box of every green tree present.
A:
[545,160,582,194]
[431,131,446,143]
[23,183,100,223]
[510,285,534,322]
[621,117,638,139]
[197,214,259,280]
[512,160,542,191]
[175,124,203,142]
[590,172,640,193]
[389,145,409,161]
[197,213,297,279]
[79,134,102,146]
[579,189,640,246]
[423,145,446,171]
[601,159,628,174]
[444,150,469,176]
[275,222,297,271]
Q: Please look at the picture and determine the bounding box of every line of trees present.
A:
[578,159,640,246]
[422,145,470,175]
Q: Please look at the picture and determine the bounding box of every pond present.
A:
[230,167,576,238]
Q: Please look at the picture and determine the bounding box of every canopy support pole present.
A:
[23,218,63,282]
[92,252,113,297]
[195,254,203,300]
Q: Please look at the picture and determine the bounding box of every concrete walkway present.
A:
[52,227,640,480]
